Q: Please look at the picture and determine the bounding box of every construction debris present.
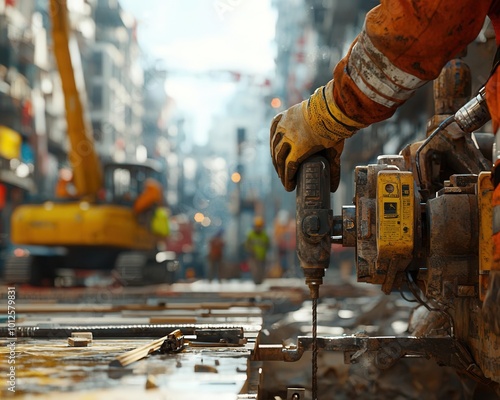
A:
[109,329,184,367]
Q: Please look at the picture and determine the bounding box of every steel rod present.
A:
[0,324,250,338]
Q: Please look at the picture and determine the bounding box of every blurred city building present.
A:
[157,69,277,275]
[0,0,173,273]
[208,74,275,266]
[90,0,144,163]
[0,0,38,265]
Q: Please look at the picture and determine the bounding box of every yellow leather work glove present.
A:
[270,80,365,192]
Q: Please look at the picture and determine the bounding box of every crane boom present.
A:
[49,0,102,197]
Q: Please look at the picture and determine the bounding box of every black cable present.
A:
[405,270,455,337]
[415,115,455,187]
[399,286,418,303]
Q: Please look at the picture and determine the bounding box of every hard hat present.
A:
[254,216,264,228]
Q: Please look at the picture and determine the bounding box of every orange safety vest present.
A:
[133,178,163,215]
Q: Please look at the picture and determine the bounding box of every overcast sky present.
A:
[119,0,277,145]
[120,0,276,74]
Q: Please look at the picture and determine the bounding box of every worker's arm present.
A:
[271,0,491,192]
[334,0,491,126]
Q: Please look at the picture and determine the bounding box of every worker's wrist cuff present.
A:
[304,80,365,140]
[324,80,365,130]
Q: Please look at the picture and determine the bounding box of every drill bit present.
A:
[312,296,318,399]
[308,282,320,400]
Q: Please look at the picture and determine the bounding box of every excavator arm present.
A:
[49,0,102,197]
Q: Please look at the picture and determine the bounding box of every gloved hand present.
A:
[482,270,500,334]
[270,80,365,192]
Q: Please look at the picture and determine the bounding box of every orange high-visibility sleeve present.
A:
[333,0,492,126]
[489,1,500,45]
[492,177,500,270]
[486,68,500,133]
[486,3,500,133]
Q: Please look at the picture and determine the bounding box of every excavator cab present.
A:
[101,160,164,207]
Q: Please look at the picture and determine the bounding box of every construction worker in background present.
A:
[270,0,500,333]
[133,178,162,214]
[273,210,297,277]
[55,168,76,198]
[207,228,225,283]
[245,216,270,284]
[134,178,170,237]
[150,205,170,238]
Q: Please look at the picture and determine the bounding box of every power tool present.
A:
[296,154,333,399]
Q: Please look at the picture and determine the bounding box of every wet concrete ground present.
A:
[0,272,485,399]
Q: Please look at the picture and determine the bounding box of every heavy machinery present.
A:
[253,56,500,397]
[3,0,168,286]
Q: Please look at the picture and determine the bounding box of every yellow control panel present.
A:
[377,170,414,257]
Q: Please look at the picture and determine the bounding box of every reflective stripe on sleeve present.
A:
[494,205,500,235]
[347,27,427,108]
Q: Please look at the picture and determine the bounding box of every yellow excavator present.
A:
[3,0,170,286]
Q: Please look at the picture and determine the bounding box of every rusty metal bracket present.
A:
[252,335,491,385]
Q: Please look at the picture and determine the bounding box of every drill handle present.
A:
[296,155,334,273]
